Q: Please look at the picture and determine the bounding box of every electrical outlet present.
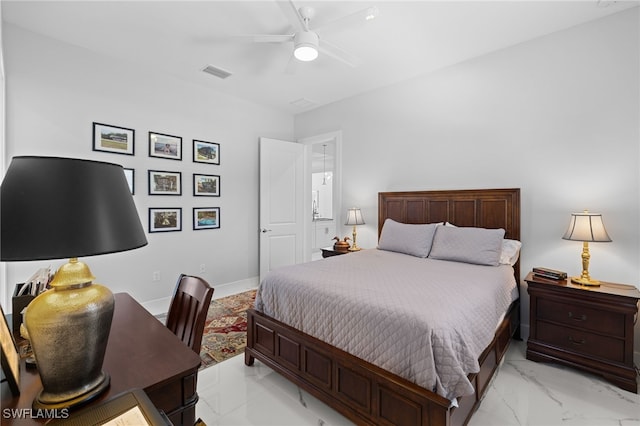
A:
[199,264,206,273]
[152,271,161,282]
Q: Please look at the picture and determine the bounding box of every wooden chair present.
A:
[166,274,214,354]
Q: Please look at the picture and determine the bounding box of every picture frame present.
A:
[193,140,220,165]
[149,208,182,233]
[149,132,182,160]
[148,170,182,196]
[93,122,135,156]
[1,303,20,396]
[193,207,220,230]
[193,174,220,197]
[123,168,135,195]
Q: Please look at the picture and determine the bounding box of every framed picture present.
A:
[149,208,182,233]
[148,170,182,196]
[149,132,182,160]
[93,122,135,156]
[123,168,135,195]
[1,304,20,396]
[193,140,220,165]
[193,207,220,230]
[193,174,220,197]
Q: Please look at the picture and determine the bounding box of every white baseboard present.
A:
[142,276,259,316]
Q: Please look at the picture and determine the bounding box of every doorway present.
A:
[299,131,342,261]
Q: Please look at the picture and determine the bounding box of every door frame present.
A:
[299,131,343,262]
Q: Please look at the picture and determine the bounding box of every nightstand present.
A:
[526,272,640,393]
[320,247,351,258]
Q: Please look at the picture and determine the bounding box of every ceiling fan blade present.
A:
[277,0,307,32]
[284,53,300,75]
[240,34,294,43]
[313,6,380,33]
[319,40,362,68]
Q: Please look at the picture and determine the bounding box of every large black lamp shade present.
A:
[1,156,147,261]
[0,156,147,410]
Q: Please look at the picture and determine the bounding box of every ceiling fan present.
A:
[242,0,379,69]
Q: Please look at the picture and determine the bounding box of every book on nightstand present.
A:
[532,267,567,281]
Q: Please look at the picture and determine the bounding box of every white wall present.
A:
[2,24,294,312]
[0,8,6,308]
[295,8,640,347]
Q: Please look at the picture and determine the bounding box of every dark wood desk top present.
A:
[1,292,202,425]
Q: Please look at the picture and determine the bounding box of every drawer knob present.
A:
[568,312,587,321]
[568,336,586,345]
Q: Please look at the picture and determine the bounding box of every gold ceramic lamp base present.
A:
[33,373,110,410]
[24,258,114,410]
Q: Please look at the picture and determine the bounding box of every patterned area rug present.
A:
[199,289,257,370]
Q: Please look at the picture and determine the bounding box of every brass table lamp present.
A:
[1,156,148,410]
[345,208,365,251]
[562,210,611,286]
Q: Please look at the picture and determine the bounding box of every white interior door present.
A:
[259,137,305,282]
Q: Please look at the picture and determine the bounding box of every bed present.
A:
[245,188,521,426]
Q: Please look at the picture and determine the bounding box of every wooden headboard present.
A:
[378,188,521,279]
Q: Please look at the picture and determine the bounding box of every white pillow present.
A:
[444,222,520,266]
[500,239,522,266]
[428,225,505,266]
[377,219,439,258]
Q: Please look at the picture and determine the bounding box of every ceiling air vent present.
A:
[202,65,232,79]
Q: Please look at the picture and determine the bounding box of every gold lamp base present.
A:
[571,276,601,287]
[33,373,110,410]
[570,241,601,287]
[24,258,114,410]
[348,225,361,251]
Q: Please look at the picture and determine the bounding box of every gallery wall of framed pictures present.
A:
[92,122,222,233]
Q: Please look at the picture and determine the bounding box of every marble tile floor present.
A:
[195,340,640,426]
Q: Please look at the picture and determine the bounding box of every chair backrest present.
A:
[165,274,214,354]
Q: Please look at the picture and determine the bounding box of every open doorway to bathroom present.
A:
[300,131,342,261]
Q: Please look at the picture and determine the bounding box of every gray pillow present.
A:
[377,219,439,258]
[429,226,505,266]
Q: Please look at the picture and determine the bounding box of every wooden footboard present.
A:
[245,300,520,426]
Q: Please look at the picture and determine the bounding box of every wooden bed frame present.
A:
[245,188,521,426]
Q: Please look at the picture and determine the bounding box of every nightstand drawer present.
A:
[536,298,624,337]
[537,321,625,363]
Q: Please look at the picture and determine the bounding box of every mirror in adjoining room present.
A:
[312,142,334,221]
[310,140,338,259]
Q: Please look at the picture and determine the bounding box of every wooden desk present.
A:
[1,293,202,425]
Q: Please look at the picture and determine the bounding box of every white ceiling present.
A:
[2,0,638,114]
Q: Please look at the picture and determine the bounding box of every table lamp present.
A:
[1,156,148,409]
[345,208,365,251]
[562,210,611,286]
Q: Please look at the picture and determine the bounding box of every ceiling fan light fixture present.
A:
[294,31,319,61]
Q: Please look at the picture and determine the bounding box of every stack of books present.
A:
[533,267,567,281]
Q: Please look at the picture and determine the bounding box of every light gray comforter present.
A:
[255,249,518,401]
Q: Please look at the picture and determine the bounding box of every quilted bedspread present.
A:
[255,249,518,401]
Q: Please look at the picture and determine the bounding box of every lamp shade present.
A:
[562,211,611,243]
[345,208,365,226]
[1,156,148,261]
